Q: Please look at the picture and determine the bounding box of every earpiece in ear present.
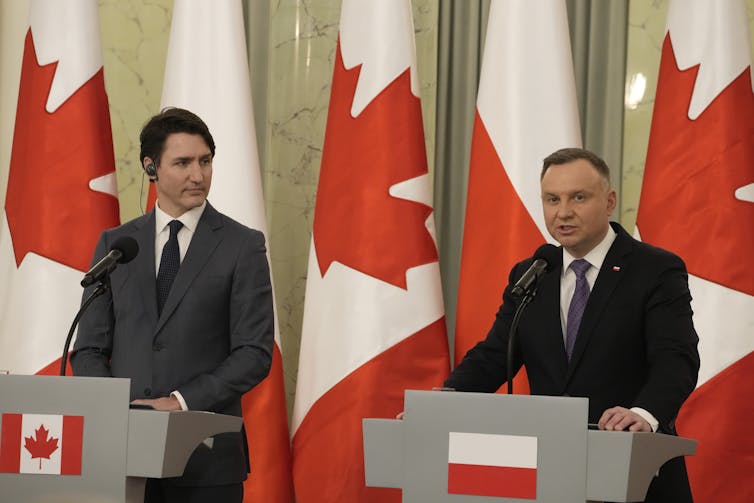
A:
[145,163,158,182]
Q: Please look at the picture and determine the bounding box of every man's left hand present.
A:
[131,396,182,411]
[598,406,651,432]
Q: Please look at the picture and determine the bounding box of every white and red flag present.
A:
[0,0,120,376]
[454,0,581,381]
[0,413,84,475]
[447,432,537,499]
[636,1,754,501]
[292,0,450,500]
[157,2,294,501]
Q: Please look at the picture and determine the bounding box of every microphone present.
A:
[81,236,139,287]
[510,244,559,299]
[506,243,559,394]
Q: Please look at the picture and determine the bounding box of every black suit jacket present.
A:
[71,202,274,486]
[446,222,700,502]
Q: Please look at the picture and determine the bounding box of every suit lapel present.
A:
[565,225,632,382]
[534,260,570,379]
[130,212,159,326]
[155,204,224,334]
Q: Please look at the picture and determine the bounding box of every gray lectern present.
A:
[363,390,697,503]
[0,375,242,503]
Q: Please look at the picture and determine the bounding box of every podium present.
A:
[363,390,697,503]
[0,375,242,503]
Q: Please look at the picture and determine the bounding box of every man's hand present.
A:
[598,406,651,432]
[131,396,182,411]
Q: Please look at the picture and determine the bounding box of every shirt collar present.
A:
[561,224,617,275]
[155,201,207,234]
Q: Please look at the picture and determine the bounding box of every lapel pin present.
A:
[612,266,621,272]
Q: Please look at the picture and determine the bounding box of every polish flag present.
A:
[447,432,538,499]
[291,0,450,500]
[0,413,84,475]
[158,2,294,501]
[454,0,581,384]
[635,1,754,501]
[0,0,120,377]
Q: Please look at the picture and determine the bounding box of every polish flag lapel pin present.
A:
[612,265,621,272]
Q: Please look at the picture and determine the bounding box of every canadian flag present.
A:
[0,413,84,475]
[291,0,450,501]
[0,0,120,376]
[157,2,294,501]
[636,1,754,501]
[454,0,581,381]
[447,432,538,499]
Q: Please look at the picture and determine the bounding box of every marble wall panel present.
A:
[622,0,754,233]
[94,0,439,418]
[100,0,171,223]
[263,0,439,412]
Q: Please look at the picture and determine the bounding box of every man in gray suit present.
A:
[71,108,274,503]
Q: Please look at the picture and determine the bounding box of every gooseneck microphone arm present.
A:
[504,243,558,395]
[62,236,139,376]
[60,279,109,376]
[506,290,536,395]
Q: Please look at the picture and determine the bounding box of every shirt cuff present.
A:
[630,407,658,432]
[171,390,189,411]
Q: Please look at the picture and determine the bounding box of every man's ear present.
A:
[143,158,157,180]
[607,189,617,215]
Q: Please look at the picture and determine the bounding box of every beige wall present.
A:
[3,0,753,416]
[0,0,438,416]
[621,0,754,232]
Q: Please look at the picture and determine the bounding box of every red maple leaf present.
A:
[5,30,120,272]
[313,42,438,289]
[638,35,754,296]
[24,424,59,470]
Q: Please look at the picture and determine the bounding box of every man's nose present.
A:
[556,201,574,218]
[187,162,203,181]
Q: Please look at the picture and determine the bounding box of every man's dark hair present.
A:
[139,107,215,166]
[541,147,610,184]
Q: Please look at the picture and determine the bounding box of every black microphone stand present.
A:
[60,277,110,376]
[506,289,537,395]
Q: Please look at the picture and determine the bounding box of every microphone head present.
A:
[110,236,139,264]
[532,243,560,271]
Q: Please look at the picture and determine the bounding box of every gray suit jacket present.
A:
[71,202,274,486]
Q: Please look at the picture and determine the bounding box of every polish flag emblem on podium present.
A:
[447,432,538,499]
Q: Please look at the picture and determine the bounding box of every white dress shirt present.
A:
[154,201,206,275]
[153,200,207,411]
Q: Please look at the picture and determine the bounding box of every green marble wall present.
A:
[621,0,754,232]
[100,0,171,221]
[100,0,439,413]
[6,0,751,417]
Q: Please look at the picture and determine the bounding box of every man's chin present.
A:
[555,236,581,253]
[183,195,207,209]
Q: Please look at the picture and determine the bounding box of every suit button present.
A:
[153,343,163,351]
[144,388,152,396]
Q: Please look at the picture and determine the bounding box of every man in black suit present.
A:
[446,148,700,502]
[71,108,274,503]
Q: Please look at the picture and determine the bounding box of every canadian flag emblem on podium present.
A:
[0,413,83,475]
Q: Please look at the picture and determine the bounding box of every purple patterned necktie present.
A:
[565,259,591,361]
[156,220,183,315]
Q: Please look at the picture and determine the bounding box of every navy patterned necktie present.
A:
[156,220,183,315]
[565,259,591,361]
